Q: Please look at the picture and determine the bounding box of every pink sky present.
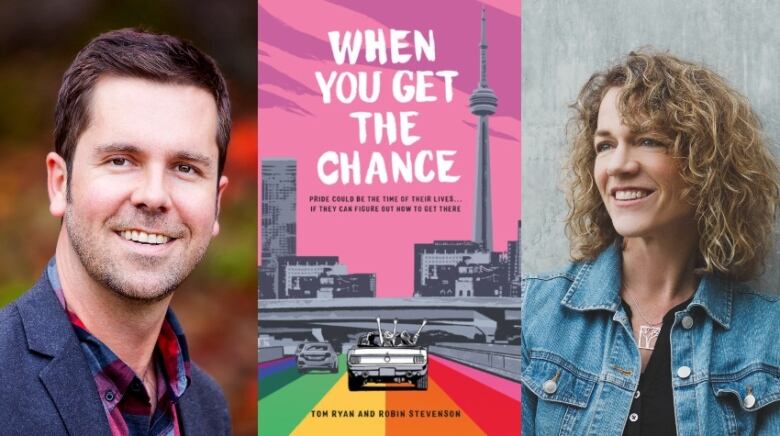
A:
[259,0,521,297]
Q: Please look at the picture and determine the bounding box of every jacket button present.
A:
[629,413,639,422]
[681,315,694,329]
[542,379,558,394]
[744,393,756,409]
[677,366,692,379]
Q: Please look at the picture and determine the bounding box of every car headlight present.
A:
[349,355,361,364]
[413,355,425,364]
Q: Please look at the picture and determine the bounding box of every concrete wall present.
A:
[258,346,285,363]
[521,0,780,291]
[430,343,521,381]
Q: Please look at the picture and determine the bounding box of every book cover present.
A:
[258,1,521,434]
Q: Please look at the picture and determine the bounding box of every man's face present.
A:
[52,76,227,302]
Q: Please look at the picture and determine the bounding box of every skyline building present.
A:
[469,8,497,251]
[507,240,518,285]
[317,272,376,299]
[516,220,521,278]
[277,256,347,299]
[455,256,505,297]
[414,241,487,296]
[261,158,297,298]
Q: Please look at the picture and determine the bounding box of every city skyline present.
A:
[259,4,520,297]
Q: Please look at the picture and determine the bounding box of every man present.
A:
[0,29,231,435]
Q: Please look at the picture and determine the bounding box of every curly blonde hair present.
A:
[566,49,779,281]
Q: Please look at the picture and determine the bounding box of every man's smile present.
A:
[118,230,172,245]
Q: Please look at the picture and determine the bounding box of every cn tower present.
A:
[469,7,497,251]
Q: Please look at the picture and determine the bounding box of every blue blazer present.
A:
[0,272,231,435]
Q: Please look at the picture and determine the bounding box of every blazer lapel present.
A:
[178,395,195,435]
[17,273,110,435]
[177,391,200,436]
[39,339,109,435]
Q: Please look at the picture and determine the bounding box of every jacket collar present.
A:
[689,274,732,329]
[560,243,733,329]
[16,271,73,357]
[15,268,110,434]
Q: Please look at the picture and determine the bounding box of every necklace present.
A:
[623,292,662,350]
[141,359,158,411]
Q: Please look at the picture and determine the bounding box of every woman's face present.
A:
[593,87,696,239]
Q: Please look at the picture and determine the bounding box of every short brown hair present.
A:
[55,28,231,178]
[566,49,779,281]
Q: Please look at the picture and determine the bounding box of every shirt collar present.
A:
[560,243,733,329]
[47,256,192,397]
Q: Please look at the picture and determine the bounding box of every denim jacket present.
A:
[521,244,780,435]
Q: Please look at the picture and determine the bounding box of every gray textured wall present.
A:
[522,0,780,290]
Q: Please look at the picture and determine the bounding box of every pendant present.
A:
[638,325,661,350]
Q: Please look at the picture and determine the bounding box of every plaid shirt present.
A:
[47,258,191,436]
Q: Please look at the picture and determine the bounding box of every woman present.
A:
[521,50,780,435]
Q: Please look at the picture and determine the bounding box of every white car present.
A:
[297,342,338,373]
[347,319,428,390]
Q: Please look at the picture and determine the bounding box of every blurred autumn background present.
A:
[0,1,257,434]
